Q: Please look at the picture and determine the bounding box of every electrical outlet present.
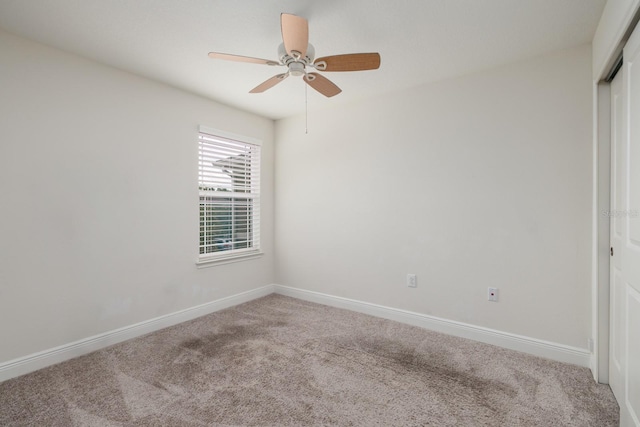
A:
[488,287,499,302]
[407,274,417,288]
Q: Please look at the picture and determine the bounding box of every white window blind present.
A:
[198,128,261,262]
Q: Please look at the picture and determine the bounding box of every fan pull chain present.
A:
[305,82,308,134]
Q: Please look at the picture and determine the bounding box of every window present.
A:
[198,126,261,264]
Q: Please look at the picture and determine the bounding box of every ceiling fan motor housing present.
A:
[278,42,315,75]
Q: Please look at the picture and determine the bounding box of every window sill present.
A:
[196,251,264,268]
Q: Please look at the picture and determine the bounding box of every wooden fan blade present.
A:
[281,13,308,58]
[303,73,342,97]
[208,52,279,66]
[314,53,381,72]
[249,73,289,93]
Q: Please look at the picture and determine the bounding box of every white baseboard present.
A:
[274,285,591,367]
[0,283,591,383]
[0,284,275,382]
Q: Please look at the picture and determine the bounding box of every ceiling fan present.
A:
[208,13,381,97]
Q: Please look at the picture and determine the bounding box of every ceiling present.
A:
[0,0,606,120]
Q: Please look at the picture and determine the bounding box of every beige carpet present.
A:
[0,294,618,426]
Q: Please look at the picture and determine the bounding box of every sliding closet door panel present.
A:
[615,19,640,427]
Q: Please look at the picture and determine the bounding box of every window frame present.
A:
[196,126,263,267]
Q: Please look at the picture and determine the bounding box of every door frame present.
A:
[593,80,611,383]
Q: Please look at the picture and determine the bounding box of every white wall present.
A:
[0,26,594,366]
[275,44,593,349]
[0,30,274,364]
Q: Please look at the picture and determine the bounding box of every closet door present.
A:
[611,20,640,427]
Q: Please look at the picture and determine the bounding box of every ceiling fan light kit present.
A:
[208,13,381,98]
